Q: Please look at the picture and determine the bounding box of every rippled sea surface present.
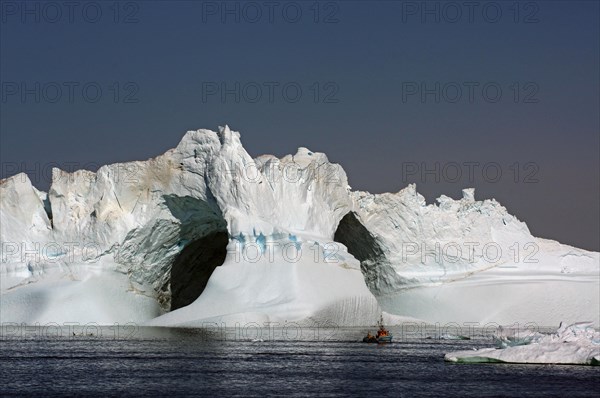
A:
[1,326,598,397]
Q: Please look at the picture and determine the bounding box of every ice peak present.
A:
[462,188,475,202]
[217,124,242,146]
[0,172,33,187]
[296,147,313,155]
[176,126,245,160]
[219,124,231,134]
[292,147,329,165]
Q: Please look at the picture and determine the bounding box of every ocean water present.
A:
[1,326,598,397]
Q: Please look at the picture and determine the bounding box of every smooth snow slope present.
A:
[1,126,598,326]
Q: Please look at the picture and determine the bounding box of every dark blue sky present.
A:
[1,0,599,250]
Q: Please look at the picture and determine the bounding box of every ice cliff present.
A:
[1,126,598,327]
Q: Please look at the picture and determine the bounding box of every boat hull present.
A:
[377,336,393,343]
[362,335,393,343]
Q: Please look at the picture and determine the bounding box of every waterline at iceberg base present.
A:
[1,126,598,327]
[445,322,600,365]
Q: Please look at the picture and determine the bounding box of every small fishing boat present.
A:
[363,316,393,343]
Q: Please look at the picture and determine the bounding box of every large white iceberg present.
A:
[1,126,598,327]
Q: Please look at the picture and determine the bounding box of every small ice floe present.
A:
[440,334,470,340]
[445,322,600,365]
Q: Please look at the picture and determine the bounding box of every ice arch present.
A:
[333,212,386,291]
[161,195,229,311]
[116,195,229,311]
[169,230,228,310]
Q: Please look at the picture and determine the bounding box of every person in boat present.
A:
[366,331,373,339]
[376,325,388,338]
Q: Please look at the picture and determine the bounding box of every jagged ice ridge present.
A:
[1,126,598,327]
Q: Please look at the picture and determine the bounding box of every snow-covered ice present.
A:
[1,126,598,326]
[445,322,600,365]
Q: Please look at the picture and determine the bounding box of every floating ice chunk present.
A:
[445,322,600,365]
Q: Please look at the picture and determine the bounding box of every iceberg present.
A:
[1,126,598,327]
[445,322,600,365]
